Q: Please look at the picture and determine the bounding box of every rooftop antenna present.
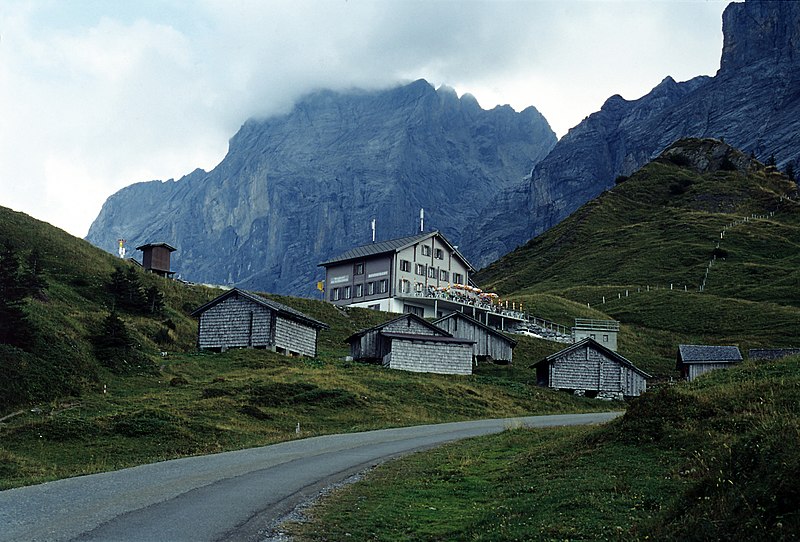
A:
[371,218,376,243]
[420,208,424,232]
[117,239,126,259]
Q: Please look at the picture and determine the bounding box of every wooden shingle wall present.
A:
[436,317,513,362]
[688,362,733,382]
[198,296,273,349]
[549,346,646,396]
[384,338,472,375]
[352,317,441,360]
[275,315,317,357]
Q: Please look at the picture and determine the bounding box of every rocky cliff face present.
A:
[87,80,556,294]
[466,0,800,267]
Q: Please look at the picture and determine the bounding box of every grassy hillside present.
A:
[293,353,800,541]
[478,140,799,304]
[475,139,800,376]
[288,140,800,540]
[0,205,593,489]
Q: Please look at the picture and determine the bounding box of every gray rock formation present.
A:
[466,0,800,267]
[87,80,556,295]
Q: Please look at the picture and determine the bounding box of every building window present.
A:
[343,285,351,299]
[453,273,463,284]
[400,259,411,272]
[378,279,388,293]
[603,334,609,343]
[355,284,363,297]
[440,269,449,281]
[415,282,423,292]
[434,248,444,260]
[332,287,340,301]
[415,263,425,276]
[421,245,431,256]
[354,263,364,275]
[400,279,410,293]
[368,282,375,295]
[368,304,380,310]
[428,266,436,279]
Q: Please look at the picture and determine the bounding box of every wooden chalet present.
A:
[191,288,329,357]
[433,311,516,364]
[136,242,176,277]
[533,338,650,399]
[346,313,474,375]
[677,344,743,382]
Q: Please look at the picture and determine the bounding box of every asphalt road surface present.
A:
[0,412,622,542]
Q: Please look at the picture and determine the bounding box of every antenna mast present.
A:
[371,218,376,243]
[420,208,424,232]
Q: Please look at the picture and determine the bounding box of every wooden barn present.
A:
[346,313,474,375]
[191,288,329,357]
[677,344,743,382]
[433,312,516,363]
[532,338,650,399]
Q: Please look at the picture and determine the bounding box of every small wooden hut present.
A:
[191,288,329,357]
[136,242,176,277]
[346,313,474,375]
[433,311,516,363]
[677,345,742,381]
[532,338,649,399]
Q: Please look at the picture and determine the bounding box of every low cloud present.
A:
[0,0,725,237]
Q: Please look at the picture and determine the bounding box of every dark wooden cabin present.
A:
[136,242,176,277]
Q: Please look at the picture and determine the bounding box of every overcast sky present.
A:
[0,0,729,238]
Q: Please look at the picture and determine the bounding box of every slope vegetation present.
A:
[477,138,800,375]
[0,204,591,489]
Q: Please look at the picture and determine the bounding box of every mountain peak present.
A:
[720,0,800,74]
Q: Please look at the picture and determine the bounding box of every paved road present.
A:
[0,412,622,542]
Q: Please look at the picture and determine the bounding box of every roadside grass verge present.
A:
[291,355,800,541]
[0,347,608,490]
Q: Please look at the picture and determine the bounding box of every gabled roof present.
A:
[318,230,475,272]
[136,242,176,252]
[433,312,517,347]
[345,313,452,343]
[532,338,651,378]
[677,345,742,364]
[190,288,329,330]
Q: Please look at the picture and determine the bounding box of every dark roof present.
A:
[190,288,329,329]
[345,313,452,343]
[318,230,474,272]
[433,312,517,347]
[381,332,475,345]
[677,345,742,364]
[532,338,651,378]
[136,242,176,252]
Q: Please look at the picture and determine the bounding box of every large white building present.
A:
[319,231,524,329]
